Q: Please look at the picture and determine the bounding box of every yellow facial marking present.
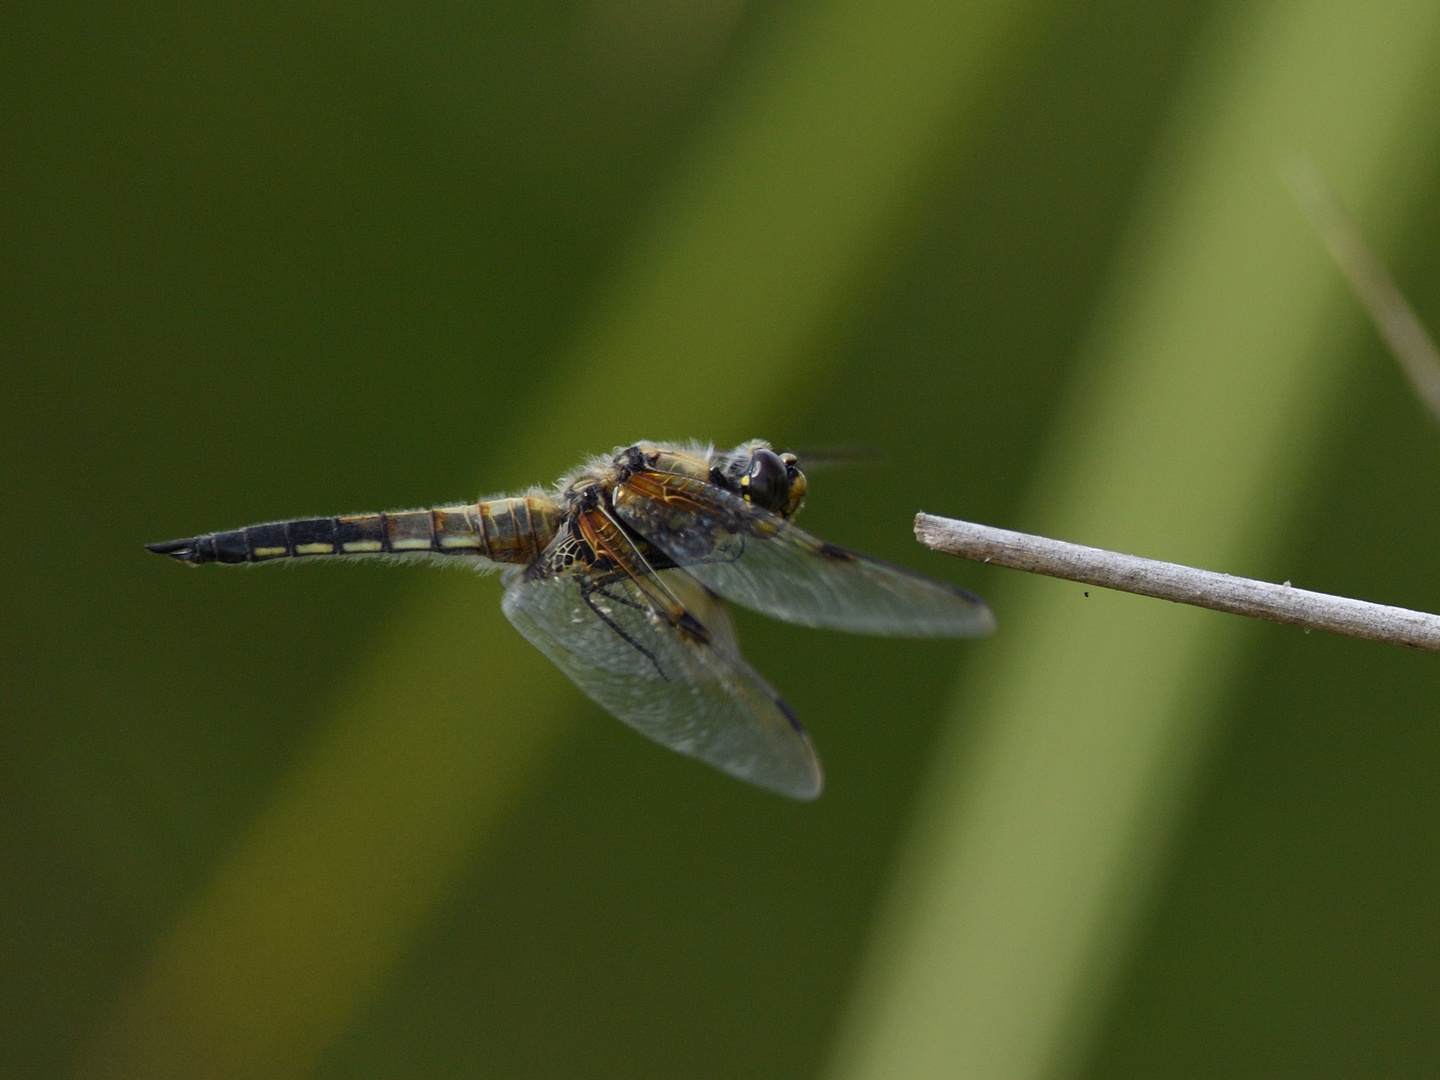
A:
[342,541,383,553]
[253,546,287,558]
[295,543,334,555]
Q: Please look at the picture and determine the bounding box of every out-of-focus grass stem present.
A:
[1286,156,1440,424]
[829,2,1440,1078]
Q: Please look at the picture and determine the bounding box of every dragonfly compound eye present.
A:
[739,448,792,513]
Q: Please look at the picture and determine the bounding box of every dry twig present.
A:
[910,167,1440,654]
[915,512,1440,653]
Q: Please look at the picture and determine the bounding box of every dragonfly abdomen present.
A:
[473,496,560,564]
[146,496,561,567]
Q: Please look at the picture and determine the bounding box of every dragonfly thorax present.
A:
[614,441,809,520]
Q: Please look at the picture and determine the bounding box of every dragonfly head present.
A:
[735,446,807,518]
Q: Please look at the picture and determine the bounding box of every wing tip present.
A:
[961,592,998,637]
[766,697,824,800]
[764,760,824,801]
[796,765,825,800]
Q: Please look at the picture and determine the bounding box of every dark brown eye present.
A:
[738,448,791,513]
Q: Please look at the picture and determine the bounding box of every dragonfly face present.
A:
[149,440,994,799]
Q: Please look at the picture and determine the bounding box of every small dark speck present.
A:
[1083,591,1089,597]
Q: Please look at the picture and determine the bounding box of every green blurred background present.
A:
[3,1,1440,1077]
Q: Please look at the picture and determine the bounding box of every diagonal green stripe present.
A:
[828,1,1440,1078]
[82,2,1039,1077]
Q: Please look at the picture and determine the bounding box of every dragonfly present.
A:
[148,440,994,799]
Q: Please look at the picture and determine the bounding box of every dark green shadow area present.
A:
[15,0,1437,1078]
[1,3,747,1074]
[1084,195,1440,1080]
[313,2,1215,1076]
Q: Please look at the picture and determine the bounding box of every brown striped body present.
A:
[147,441,799,576]
[146,495,562,567]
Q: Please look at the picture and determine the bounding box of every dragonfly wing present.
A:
[501,563,823,800]
[614,474,994,637]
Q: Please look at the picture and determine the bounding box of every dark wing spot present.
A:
[818,542,860,563]
[774,695,806,734]
[643,545,679,571]
[675,610,712,646]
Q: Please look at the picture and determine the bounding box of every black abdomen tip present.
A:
[146,537,209,564]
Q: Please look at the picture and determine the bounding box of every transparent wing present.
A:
[789,446,882,471]
[501,562,822,800]
[614,472,994,637]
